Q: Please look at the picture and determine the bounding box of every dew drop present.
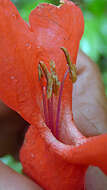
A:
[10,76,18,82]
[10,76,15,80]
[25,43,31,49]
[37,46,40,49]
[31,153,35,158]
[12,13,19,20]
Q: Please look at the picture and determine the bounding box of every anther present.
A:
[50,61,60,96]
[38,61,60,99]
[39,61,53,99]
[38,47,77,138]
[61,47,77,83]
[38,64,43,80]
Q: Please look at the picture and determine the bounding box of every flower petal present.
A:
[67,134,107,175]
[20,122,87,190]
[29,1,84,72]
[29,1,84,116]
[0,0,45,124]
[20,116,107,189]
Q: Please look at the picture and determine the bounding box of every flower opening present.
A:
[38,47,77,138]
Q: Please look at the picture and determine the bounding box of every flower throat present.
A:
[38,48,77,139]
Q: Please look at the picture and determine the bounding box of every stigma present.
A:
[38,48,77,139]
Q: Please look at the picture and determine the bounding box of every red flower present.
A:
[0,0,107,190]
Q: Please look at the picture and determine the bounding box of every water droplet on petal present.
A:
[10,76,15,80]
[10,76,18,82]
[37,46,40,49]
[12,13,15,17]
[25,43,31,49]
[31,153,35,158]
[12,13,18,20]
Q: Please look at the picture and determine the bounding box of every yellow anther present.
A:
[61,47,77,83]
[50,61,60,96]
[39,61,50,81]
[50,61,56,74]
[39,61,53,99]
[38,64,43,80]
[38,61,60,98]
[69,64,77,83]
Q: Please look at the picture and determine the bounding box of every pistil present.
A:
[38,48,77,139]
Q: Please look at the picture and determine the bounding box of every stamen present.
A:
[42,86,48,126]
[38,65,49,126]
[38,64,43,80]
[38,61,60,133]
[39,61,53,99]
[50,61,60,96]
[56,69,69,137]
[48,95,54,132]
[38,47,77,139]
[61,47,77,83]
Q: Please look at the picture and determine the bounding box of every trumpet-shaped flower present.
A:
[0,0,107,190]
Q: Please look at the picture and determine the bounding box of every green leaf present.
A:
[0,155,23,174]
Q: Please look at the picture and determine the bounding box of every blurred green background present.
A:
[11,0,107,94]
[1,0,107,173]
